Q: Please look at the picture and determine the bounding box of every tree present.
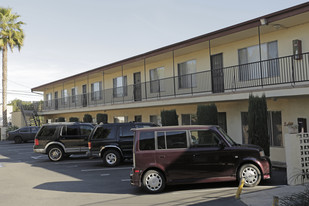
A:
[69,117,79,122]
[196,104,218,125]
[58,117,65,122]
[161,110,178,126]
[0,8,25,127]
[248,94,269,156]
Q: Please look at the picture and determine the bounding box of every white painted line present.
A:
[121,179,131,182]
[100,174,110,176]
[81,167,132,172]
[31,156,44,159]
[0,163,2,168]
[55,160,102,165]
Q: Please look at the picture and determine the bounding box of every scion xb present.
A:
[130,125,271,193]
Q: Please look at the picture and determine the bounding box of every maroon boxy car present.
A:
[130,125,271,193]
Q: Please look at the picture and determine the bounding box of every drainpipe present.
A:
[258,26,264,87]
[144,59,147,100]
[172,51,176,96]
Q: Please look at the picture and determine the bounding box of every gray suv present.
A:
[33,123,94,161]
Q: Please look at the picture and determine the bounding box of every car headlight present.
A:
[259,150,265,157]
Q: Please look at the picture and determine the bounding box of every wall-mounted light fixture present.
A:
[260,18,268,26]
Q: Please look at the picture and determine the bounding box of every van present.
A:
[88,122,157,167]
[130,125,271,193]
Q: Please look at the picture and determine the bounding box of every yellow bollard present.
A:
[235,178,245,199]
[273,196,279,206]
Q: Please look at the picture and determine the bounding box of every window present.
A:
[178,60,197,88]
[218,112,227,132]
[63,125,79,136]
[92,126,116,140]
[238,41,279,81]
[91,81,102,101]
[134,115,142,122]
[241,111,282,146]
[114,116,128,123]
[19,127,30,133]
[190,130,220,147]
[150,115,159,125]
[71,87,77,103]
[150,67,164,93]
[37,125,57,137]
[45,93,52,107]
[61,89,68,104]
[268,111,282,147]
[113,76,127,97]
[139,131,155,150]
[181,114,197,125]
[31,127,39,133]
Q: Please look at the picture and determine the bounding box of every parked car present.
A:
[130,125,271,193]
[33,122,94,161]
[88,122,157,167]
[8,126,40,144]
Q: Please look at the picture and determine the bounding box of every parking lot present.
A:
[0,141,286,206]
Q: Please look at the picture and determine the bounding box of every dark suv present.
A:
[33,123,94,161]
[88,122,157,167]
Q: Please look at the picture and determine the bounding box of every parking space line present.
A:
[82,167,132,172]
[55,160,102,165]
[121,179,131,182]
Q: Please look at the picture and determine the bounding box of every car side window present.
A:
[190,130,220,147]
[80,125,93,136]
[31,127,39,133]
[64,125,80,136]
[37,126,57,137]
[139,131,155,150]
[92,125,116,140]
[120,125,133,138]
[19,127,30,133]
[157,131,187,149]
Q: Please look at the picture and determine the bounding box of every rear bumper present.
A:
[130,168,142,187]
[260,156,271,180]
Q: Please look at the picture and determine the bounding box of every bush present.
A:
[196,104,218,125]
[83,114,93,123]
[248,94,269,156]
[97,113,108,124]
[69,117,79,122]
[58,117,65,122]
[161,110,178,126]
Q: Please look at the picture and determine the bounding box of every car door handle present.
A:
[159,155,165,159]
[193,154,200,158]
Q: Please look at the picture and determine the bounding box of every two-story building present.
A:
[32,2,309,163]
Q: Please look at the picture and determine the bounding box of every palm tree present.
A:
[0,8,24,127]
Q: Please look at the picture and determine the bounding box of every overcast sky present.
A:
[1,0,308,103]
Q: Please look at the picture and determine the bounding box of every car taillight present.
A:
[88,142,91,150]
[34,139,39,146]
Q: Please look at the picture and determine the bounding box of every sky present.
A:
[0,0,308,103]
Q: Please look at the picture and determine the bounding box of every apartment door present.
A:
[133,72,142,101]
[211,53,224,93]
[54,91,58,110]
[82,84,87,107]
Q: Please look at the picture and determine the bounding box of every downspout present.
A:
[144,59,147,100]
[258,26,264,87]
[172,50,176,96]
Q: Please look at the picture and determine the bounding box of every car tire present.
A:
[142,170,166,193]
[102,149,121,167]
[48,145,64,162]
[14,136,23,144]
[238,164,261,187]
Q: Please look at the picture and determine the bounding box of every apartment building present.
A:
[32,3,309,162]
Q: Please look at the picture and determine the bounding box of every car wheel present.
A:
[102,150,121,167]
[239,164,261,187]
[142,170,165,193]
[48,146,64,162]
[14,136,23,144]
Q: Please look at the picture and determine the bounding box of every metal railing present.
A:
[40,52,309,112]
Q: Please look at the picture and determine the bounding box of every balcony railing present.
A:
[41,52,309,112]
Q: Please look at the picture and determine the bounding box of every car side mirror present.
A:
[218,141,225,149]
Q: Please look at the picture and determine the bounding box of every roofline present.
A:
[32,2,309,92]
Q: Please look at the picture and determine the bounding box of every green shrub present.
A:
[196,104,218,125]
[69,117,79,122]
[97,113,108,124]
[58,117,65,122]
[248,94,269,156]
[161,110,178,126]
[83,114,93,123]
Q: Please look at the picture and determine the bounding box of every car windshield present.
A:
[217,127,237,146]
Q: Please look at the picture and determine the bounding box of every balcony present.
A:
[41,52,309,112]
